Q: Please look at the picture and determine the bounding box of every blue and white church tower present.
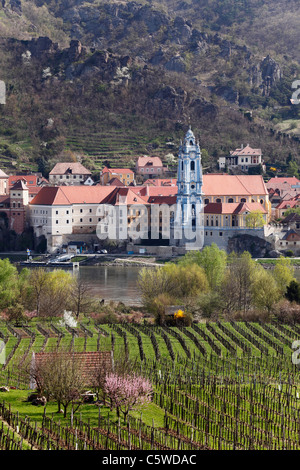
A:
[172,127,204,249]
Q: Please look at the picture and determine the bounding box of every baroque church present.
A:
[171,127,270,251]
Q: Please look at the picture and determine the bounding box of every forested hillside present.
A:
[0,0,299,176]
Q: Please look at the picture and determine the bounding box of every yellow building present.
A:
[100,167,135,186]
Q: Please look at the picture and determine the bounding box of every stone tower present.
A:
[173,127,204,249]
[9,179,29,234]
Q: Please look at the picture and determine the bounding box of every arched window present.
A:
[241,198,246,203]
[181,161,184,171]
[216,198,221,203]
[191,161,195,171]
[228,198,234,203]
[204,198,209,205]
[190,140,193,145]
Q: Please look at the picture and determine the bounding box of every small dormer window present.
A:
[190,140,193,145]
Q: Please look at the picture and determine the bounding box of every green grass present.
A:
[0,388,165,430]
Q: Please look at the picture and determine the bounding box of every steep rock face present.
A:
[227,234,274,257]
[22,36,59,58]
[213,86,240,105]
[15,0,287,110]
[153,85,188,113]
[249,55,282,95]
[164,55,187,73]
[133,5,169,33]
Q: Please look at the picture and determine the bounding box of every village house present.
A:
[218,144,265,172]
[274,195,300,219]
[265,176,300,218]
[276,230,300,254]
[280,212,300,230]
[100,167,135,186]
[49,162,92,185]
[135,156,168,177]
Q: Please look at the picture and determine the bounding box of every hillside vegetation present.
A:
[0,0,299,175]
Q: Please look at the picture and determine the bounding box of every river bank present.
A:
[16,254,169,268]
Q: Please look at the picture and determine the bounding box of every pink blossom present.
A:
[104,372,152,418]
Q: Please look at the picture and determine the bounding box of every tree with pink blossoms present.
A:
[104,372,153,421]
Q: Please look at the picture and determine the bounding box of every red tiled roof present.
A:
[202,174,268,196]
[9,175,38,186]
[30,175,269,207]
[30,186,116,206]
[276,198,300,210]
[102,167,134,175]
[144,178,177,186]
[107,177,125,186]
[101,187,149,205]
[145,186,178,198]
[49,162,92,175]
[136,156,164,167]
[266,176,300,188]
[230,144,262,156]
[28,187,42,196]
[148,195,177,205]
[34,351,112,386]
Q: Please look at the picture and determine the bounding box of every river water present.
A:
[77,264,300,306]
[75,265,143,305]
[16,261,300,306]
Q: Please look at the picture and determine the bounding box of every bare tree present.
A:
[69,278,94,319]
[31,349,86,417]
